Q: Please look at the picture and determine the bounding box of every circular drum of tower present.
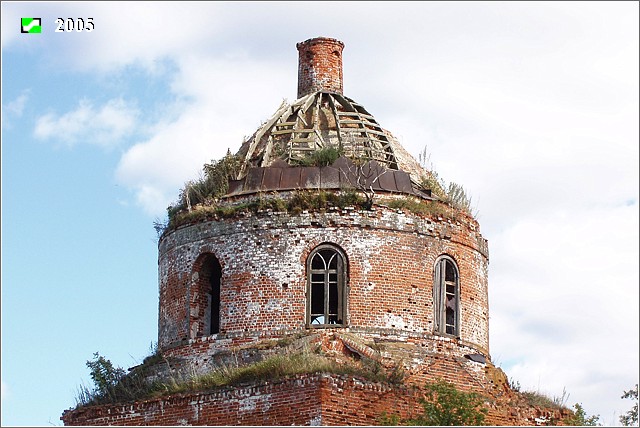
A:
[157,36,490,365]
[158,202,489,358]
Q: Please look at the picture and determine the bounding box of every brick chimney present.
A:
[297,37,345,98]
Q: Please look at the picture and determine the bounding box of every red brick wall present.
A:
[62,375,323,426]
[61,374,422,426]
[158,204,489,362]
[297,37,344,98]
[61,373,569,426]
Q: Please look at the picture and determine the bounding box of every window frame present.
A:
[306,244,348,328]
[433,255,460,337]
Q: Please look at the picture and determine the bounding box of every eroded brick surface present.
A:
[297,37,344,98]
[158,205,489,362]
[62,373,571,426]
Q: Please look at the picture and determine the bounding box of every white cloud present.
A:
[489,201,639,424]
[115,55,290,216]
[1,90,31,129]
[34,98,139,148]
[4,91,29,117]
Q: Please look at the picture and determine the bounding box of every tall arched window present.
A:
[307,244,347,328]
[434,255,460,336]
[192,253,222,337]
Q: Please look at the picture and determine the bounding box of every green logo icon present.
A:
[21,18,42,33]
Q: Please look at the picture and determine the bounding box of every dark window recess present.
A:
[434,256,460,337]
[194,254,223,337]
[209,258,222,335]
[307,245,347,327]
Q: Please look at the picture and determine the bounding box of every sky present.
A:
[1,1,638,426]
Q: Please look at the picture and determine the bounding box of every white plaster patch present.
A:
[238,393,272,412]
[383,313,410,330]
[246,302,261,317]
[364,282,375,296]
[309,415,322,426]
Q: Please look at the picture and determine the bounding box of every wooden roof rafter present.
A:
[241,100,292,176]
[241,90,399,174]
[327,93,344,149]
[331,93,397,168]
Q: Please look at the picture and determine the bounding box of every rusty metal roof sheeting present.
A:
[225,157,431,199]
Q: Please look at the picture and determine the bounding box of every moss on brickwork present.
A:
[383,196,458,220]
[163,190,468,236]
[164,189,367,233]
[75,342,409,408]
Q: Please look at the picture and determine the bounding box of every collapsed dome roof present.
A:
[238,91,398,169]
[235,37,429,190]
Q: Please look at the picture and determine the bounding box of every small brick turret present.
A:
[297,37,344,98]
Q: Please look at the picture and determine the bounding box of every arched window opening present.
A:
[434,256,460,336]
[193,254,222,337]
[307,245,347,328]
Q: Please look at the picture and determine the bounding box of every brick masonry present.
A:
[297,37,345,98]
[157,203,489,364]
[61,373,570,426]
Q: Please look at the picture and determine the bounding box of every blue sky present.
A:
[2,1,638,426]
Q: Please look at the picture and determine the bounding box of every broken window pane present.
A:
[446,295,456,310]
[435,257,459,337]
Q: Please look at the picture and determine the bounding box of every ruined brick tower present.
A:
[65,37,567,426]
[157,36,489,365]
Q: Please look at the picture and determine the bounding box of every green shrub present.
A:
[409,379,488,426]
[420,170,447,200]
[380,379,487,426]
[167,150,244,222]
[565,403,601,426]
[291,146,343,167]
[76,353,129,406]
[378,412,401,425]
[620,384,638,426]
